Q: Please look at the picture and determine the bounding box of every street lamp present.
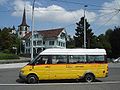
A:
[31,0,35,61]
[84,5,87,48]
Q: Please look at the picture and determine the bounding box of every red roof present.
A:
[22,28,64,39]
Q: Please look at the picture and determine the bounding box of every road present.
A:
[0,63,120,90]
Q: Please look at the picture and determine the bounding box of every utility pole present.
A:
[84,5,87,48]
[31,0,35,61]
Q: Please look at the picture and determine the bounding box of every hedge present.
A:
[0,53,19,60]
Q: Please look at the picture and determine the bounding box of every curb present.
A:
[0,59,30,64]
[0,63,28,69]
[0,57,31,64]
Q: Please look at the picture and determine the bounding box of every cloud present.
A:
[12,0,96,24]
[98,0,120,26]
[12,0,31,15]
[0,0,8,5]
[33,5,96,23]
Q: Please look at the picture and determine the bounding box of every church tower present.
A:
[18,8,29,38]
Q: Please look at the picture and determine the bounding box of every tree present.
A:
[0,27,20,54]
[0,27,12,52]
[66,35,75,48]
[105,29,113,41]
[97,33,111,58]
[74,17,94,48]
[109,26,120,58]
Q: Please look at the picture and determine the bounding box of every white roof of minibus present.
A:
[40,48,106,55]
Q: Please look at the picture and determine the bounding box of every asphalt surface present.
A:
[0,63,120,90]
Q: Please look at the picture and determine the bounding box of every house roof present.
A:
[22,28,65,40]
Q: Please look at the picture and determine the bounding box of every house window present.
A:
[26,42,29,47]
[63,43,65,47]
[26,49,30,53]
[37,40,42,45]
[49,41,54,45]
[20,32,22,35]
[43,41,45,45]
[25,27,28,31]
[60,42,62,46]
[58,41,60,46]
[33,41,36,46]
[34,34,38,38]
[25,31,27,34]
[60,32,66,39]
[28,49,30,53]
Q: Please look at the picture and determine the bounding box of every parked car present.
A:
[113,57,120,63]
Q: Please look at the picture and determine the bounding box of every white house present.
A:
[17,8,67,55]
[22,28,67,54]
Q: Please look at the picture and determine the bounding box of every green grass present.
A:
[0,53,19,60]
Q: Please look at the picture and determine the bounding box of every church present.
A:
[17,8,67,55]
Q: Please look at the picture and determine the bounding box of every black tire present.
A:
[27,74,38,84]
[84,73,95,82]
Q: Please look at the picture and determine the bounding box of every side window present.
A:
[52,55,67,64]
[94,55,105,62]
[87,55,105,63]
[69,55,86,64]
[56,56,67,64]
[47,56,52,64]
[87,56,95,63]
[52,56,58,64]
[35,56,52,64]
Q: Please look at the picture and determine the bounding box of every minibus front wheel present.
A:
[27,74,39,84]
[84,73,95,82]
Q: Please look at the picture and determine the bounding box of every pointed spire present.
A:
[19,7,29,27]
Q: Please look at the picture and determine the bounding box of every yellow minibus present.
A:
[19,48,108,84]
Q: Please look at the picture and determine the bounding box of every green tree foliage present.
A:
[0,27,20,54]
[0,27,12,51]
[109,26,120,58]
[66,35,75,48]
[74,17,95,48]
[97,34,111,58]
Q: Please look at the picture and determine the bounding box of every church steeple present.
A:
[18,7,30,38]
[19,7,29,27]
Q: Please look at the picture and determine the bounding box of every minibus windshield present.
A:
[28,54,41,65]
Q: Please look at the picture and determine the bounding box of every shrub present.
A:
[0,53,19,60]
[3,49,10,54]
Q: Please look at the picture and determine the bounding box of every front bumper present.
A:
[19,71,27,81]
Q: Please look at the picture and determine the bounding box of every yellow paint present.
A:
[21,63,108,80]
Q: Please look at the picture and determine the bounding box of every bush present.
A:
[3,49,10,54]
[0,53,19,60]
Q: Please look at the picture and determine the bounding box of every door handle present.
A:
[45,66,50,68]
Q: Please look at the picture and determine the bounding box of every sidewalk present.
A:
[0,63,28,69]
[0,57,30,69]
[0,57,30,64]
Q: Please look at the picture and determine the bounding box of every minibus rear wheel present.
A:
[27,74,38,84]
[84,73,95,82]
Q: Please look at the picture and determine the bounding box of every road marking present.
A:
[0,81,120,86]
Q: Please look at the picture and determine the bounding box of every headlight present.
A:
[19,70,24,75]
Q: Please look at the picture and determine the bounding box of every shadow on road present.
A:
[16,78,102,84]
[16,79,25,83]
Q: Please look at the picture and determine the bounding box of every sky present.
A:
[0,0,120,36]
